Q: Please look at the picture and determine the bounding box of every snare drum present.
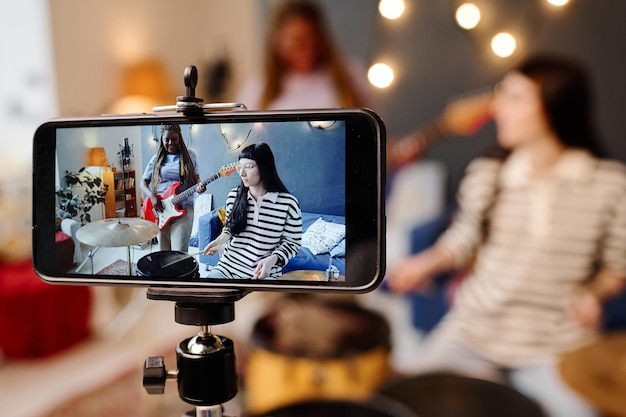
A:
[251,398,417,417]
[136,250,199,279]
[378,373,545,417]
[245,296,392,415]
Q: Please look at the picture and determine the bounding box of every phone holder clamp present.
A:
[152,65,247,116]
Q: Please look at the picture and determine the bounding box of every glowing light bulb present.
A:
[456,3,481,30]
[379,0,405,20]
[368,63,395,89]
[547,0,570,6]
[491,32,517,58]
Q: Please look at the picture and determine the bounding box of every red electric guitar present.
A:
[143,162,237,230]
[387,89,494,170]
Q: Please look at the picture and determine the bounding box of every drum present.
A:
[250,398,417,417]
[245,296,392,415]
[136,250,199,279]
[560,332,626,417]
[378,372,545,417]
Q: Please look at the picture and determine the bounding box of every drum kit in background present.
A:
[559,332,626,417]
[75,217,199,278]
[243,294,548,417]
[73,219,562,417]
[245,295,392,416]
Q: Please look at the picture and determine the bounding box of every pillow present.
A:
[329,238,346,258]
[302,217,345,255]
[301,212,345,231]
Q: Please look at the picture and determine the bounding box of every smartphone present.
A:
[33,108,385,293]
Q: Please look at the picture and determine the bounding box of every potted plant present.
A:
[56,167,109,225]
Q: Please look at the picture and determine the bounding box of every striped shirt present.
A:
[434,148,626,367]
[213,188,302,279]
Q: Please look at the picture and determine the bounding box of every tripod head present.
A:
[142,288,248,416]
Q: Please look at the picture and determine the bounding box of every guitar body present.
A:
[142,162,237,230]
[143,182,187,230]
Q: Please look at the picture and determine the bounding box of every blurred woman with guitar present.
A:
[388,55,626,417]
[141,123,206,253]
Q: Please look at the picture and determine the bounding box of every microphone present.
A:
[119,137,133,168]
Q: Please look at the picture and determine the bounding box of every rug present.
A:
[97,259,137,276]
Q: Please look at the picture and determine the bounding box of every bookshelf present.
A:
[104,169,137,218]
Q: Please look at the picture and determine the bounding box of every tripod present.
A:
[142,288,248,417]
[143,65,250,416]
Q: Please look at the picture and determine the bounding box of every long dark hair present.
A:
[151,123,196,191]
[259,0,364,109]
[227,143,289,235]
[516,54,605,157]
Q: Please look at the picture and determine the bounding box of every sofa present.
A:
[197,210,346,278]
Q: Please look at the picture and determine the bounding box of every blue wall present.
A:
[140,120,346,216]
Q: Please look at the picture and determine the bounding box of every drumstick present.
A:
[159,252,202,269]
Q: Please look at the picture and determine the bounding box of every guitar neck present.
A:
[388,90,493,170]
[388,120,445,169]
[172,172,221,205]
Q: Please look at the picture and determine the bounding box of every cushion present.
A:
[55,231,75,272]
[301,217,345,255]
[283,247,346,276]
[198,209,225,266]
[0,259,92,358]
[301,212,345,232]
[330,238,346,258]
[191,193,213,238]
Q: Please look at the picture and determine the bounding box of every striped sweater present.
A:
[434,148,626,366]
[213,188,302,279]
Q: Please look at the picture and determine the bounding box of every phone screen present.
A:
[33,109,385,293]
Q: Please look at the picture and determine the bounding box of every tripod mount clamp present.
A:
[152,65,247,116]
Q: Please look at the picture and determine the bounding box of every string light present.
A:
[309,121,337,129]
[491,32,517,58]
[456,3,481,30]
[547,0,570,6]
[368,63,395,88]
[379,0,405,20]
[373,1,566,86]
[219,123,253,150]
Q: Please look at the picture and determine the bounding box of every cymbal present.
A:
[76,218,159,247]
[560,332,626,417]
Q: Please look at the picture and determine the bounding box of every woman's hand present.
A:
[196,182,206,194]
[149,193,164,212]
[254,255,278,279]
[201,232,231,255]
[568,288,603,329]
[568,269,626,329]
[387,247,453,294]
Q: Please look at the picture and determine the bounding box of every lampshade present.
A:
[87,147,109,166]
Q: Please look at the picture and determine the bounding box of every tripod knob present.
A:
[143,356,167,395]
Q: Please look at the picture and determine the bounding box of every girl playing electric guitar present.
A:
[141,123,206,252]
